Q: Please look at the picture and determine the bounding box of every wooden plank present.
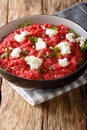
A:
[0,0,8,105]
[0,81,87,130]
[42,0,87,14]
[0,0,8,27]
[8,0,42,21]
[0,0,43,129]
[0,0,87,130]
[0,80,43,130]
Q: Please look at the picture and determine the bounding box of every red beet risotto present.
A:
[0,22,87,80]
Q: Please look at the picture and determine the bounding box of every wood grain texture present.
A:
[0,0,8,27]
[42,0,79,14]
[0,81,87,130]
[8,0,42,21]
[0,0,87,130]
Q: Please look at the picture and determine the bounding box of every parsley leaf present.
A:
[80,43,87,52]
[56,52,61,57]
[22,50,27,56]
[48,53,54,58]
[19,21,31,28]
[38,68,43,74]
[29,36,38,44]
[1,52,8,59]
[78,58,83,67]
[42,54,47,58]
[51,25,57,30]
[69,29,78,37]
[53,46,59,52]
[5,46,13,51]
[42,53,54,59]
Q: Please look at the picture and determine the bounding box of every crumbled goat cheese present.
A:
[46,28,57,37]
[76,36,86,47]
[10,47,21,58]
[35,38,46,51]
[58,58,68,67]
[14,31,29,42]
[25,55,43,70]
[66,33,75,43]
[57,41,71,55]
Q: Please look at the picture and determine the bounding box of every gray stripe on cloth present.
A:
[54,2,87,31]
[8,69,87,106]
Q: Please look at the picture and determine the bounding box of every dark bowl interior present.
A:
[0,15,87,89]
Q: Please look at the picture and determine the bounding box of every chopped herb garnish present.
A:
[22,50,27,56]
[48,53,54,58]
[29,36,38,44]
[53,45,59,52]
[1,52,8,59]
[5,46,13,51]
[78,58,83,67]
[1,46,13,59]
[42,54,47,58]
[69,29,78,37]
[51,25,57,30]
[80,43,87,52]
[42,53,54,59]
[38,68,43,74]
[56,52,61,57]
[19,21,31,28]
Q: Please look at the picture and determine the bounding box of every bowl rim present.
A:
[0,14,87,82]
[0,14,87,34]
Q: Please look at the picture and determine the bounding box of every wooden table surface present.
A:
[0,0,87,130]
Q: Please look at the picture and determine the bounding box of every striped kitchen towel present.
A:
[8,70,87,106]
[8,2,87,106]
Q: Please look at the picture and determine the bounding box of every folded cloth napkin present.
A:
[54,2,87,31]
[8,2,87,106]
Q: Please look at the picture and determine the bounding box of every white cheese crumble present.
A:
[10,47,21,58]
[14,31,29,42]
[35,38,46,51]
[57,41,71,55]
[46,28,57,37]
[76,36,86,47]
[58,58,68,67]
[66,33,75,43]
[25,55,43,70]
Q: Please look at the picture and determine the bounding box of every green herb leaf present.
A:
[42,54,47,58]
[48,53,54,58]
[29,36,38,44]
[38,68,43,74]
[22,50,27,56]
[80,43,87,52]
[42,53,54,59]
[5,46,13,51]
[78,58,83,67]
[69,29,78,37]
[53,45,59,52]
[19,21,31,28]
[1,52,8,59]
[56,52,61,57]
[51,25,57,30]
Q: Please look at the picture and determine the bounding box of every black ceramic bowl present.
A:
[0,15,87,89]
